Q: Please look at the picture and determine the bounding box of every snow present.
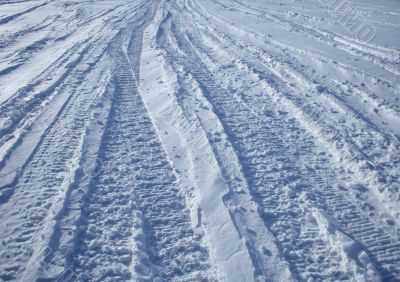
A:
[0,0,399,281]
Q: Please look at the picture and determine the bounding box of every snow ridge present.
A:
[0,0,399,281]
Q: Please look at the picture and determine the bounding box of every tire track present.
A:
[180,14,400,280]
[156,4,400,280]
[185,0,400,224]
[156,9,352,281]
[0,0,50,25]
[142,10,292,279]
[0,36,106,200]
[209,0,400,76]
[0,42,110,281]
[0,1,144,197]
[68,3,215,280]
[0,0,398,280]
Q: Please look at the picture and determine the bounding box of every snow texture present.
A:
[0,0,399,281]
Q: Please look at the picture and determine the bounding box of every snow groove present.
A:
[155,2,400,280]
[0,0,49,25]
[183,1,400,226]
[68,4,215,281]
[0,48,108,281]
[183,23,400,281]
[0,0,399,281]
[140,8,290,280]
[156,10,347,281]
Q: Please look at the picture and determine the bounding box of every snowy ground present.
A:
[0,0,399,281]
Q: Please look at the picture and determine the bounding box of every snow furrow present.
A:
[0,1,153,280]
[0,0,49,25]
[0,46,109,281]
[156,9,351,281]
[0,0,146,198]
[182,22,400,282]
[156,2,400,280]
[186,0,400,228]
[0,37,109,201]
[218,0,400,75]
[141,7,292,280]
[0,0,398,281]
[68,4,215,280]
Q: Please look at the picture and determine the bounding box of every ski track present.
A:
[0,0,399,281]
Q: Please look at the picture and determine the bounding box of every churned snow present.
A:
[0,0,399,281]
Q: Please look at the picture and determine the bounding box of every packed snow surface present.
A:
[0,0,399,281]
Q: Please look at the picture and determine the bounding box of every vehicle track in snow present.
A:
[0,40,111,281]
[0,0,399,281]
[0,0,159,280]
[66,3,215,281]
[0,0,50,25]
[157,9,349,281]
[0,1,159,205]
[214,0,400,76]
[185,0,400,227]
[185,2,400,279]
[155,2,400,280]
